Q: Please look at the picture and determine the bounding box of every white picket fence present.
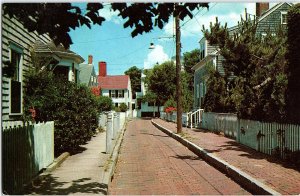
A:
[2,121,54,194]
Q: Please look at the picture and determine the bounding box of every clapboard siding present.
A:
[206,42,218,55]
[2,15,51,120]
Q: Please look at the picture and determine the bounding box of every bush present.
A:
[97,96,113,112]
[119,103,128,112]
[24,70,100,155]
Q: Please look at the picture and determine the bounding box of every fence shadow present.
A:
[23,175,107,195]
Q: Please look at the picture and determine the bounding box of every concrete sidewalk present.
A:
[153,118,300,195]
[24,130,122,195]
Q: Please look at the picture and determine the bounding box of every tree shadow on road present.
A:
[171,154,204,161]
[23,175,107,195]
[140,132,170,138]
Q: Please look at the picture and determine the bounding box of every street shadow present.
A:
[140,132,169,138]
[205,140,300,172]
[171,155,203,161]
[23,175,107,195]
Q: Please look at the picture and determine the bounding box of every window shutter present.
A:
[11,80,21,114]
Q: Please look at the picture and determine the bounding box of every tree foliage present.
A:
[24,70,100,155]
[144,61,176,107]
[97,96,113,112]
[124,66,142,97]
[203,17,288,122]
[286,4,300,124]
[3,3,208,48]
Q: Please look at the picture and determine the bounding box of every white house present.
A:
[98,62,133,115]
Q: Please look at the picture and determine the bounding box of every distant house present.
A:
[98,62,133,115]
[192,2,292,110]
[134,71,161,118]
[1,14,84,121]
[34,40,84,83]
[79,55,98,87]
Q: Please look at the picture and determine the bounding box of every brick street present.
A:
[109,119,250,195]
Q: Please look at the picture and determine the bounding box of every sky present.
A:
[69,2,276,75]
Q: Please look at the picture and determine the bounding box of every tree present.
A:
[144,61,176,113]
[124,66,142,98]
[286,4,300,124]
[203,17,288,122]
[183,49,201,90]
[3,3,208,48]
[97,96,113,112]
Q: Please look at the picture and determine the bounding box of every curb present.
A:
[152,120,281,195]
[103,120,127,195]
[45,152,70,173]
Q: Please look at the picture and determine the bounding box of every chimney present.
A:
[88,55,93,64]
[99,61,107,77]
[256,3,269,17]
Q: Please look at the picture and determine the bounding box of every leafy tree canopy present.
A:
[144,61,176,107]
[3,3,208,48]
[124,66,142,96]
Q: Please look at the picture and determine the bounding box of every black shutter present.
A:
[11,80,21,113]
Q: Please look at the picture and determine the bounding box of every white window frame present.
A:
[9,42,23,116]
[281,11,287,25]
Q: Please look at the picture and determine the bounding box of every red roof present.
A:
[98,75,129,89]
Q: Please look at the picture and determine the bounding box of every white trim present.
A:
[281,11,288,24]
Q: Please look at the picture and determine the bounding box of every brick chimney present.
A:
[99,61,107,77]
[88,55,93,64]
[256,3,269,17]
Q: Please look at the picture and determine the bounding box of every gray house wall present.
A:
[2,14,51,120]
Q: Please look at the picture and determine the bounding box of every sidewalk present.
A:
[24,131,115,195]
[153,118,300,195]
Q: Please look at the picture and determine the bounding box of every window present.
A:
[9,43,23,115]
[199,42,206,60]
[118,90,124,98]
[110,90,116,98]
[281,12,287,24]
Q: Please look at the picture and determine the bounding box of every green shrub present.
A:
[97,96,113,112]
[119,103,128,112]
[24,70,100,155]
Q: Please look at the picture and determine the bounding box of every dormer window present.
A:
[281,11,287,24]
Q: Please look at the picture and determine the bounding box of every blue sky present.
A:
[69,3,275,75]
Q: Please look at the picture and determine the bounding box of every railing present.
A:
[2,121,54,194]
[187,109,204,129]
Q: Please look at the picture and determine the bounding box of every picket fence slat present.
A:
[2,121,54,194]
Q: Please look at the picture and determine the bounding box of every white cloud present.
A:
[144,45,169,69]
[99,6,122,24]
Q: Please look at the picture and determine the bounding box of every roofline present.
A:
[192,55,215,71]
[258,2,293,22]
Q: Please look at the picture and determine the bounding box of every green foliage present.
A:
[119,103,128,112]
[97,96,113,112]
[141,91,157,103]
[164,97,176,108]
[286,4,300,124]
[144,61,176,107]
[183,49,200,91]
[203,16,288,122]
[24,70,100,154]
[124,66,142,97]
[181,71,194,112]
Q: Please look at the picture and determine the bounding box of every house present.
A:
[78,55,98,87]
[34,40,84,83]
[1,13,84,121]
[192,2,292,110]
[98,62,133,115]
[134,71,161,118]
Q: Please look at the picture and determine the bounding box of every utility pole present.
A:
[175,12,182,133]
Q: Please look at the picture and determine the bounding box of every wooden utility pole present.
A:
[175,13,182,133]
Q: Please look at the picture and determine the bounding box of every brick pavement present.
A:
[109,119,249,195]
[153,118,300,195]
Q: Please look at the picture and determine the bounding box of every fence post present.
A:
[113,113,118,139]
[106,113,113,154]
